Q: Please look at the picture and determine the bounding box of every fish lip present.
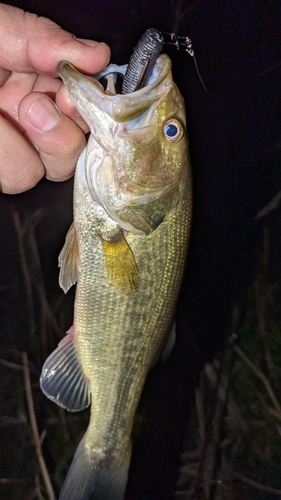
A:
[58,54,172,123]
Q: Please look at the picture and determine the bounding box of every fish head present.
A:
[59,54,189,234]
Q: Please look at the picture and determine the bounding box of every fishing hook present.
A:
[162,31,207,92]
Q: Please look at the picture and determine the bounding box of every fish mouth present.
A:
[58,54,172,124]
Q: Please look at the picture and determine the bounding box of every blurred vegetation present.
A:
[176,225,281,499]
[0,212,88,500]
[0,210,280,499]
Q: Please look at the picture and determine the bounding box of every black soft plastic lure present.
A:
[121,28,164,94]
[122,28,206,94]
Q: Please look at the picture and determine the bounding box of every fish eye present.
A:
[164,119,184,142]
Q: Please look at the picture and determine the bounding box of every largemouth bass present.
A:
[40,52,192,499]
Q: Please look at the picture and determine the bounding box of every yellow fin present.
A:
[102,234,138,294]
[58,223,79,294]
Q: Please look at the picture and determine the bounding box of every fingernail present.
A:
[76,38,99,47]
[28,98,61,131]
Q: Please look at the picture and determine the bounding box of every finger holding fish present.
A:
[18,92,86,182]
[55,75,105,134]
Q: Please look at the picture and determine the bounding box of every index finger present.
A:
[0,5,110,76]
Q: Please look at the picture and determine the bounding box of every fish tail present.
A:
[59,434,132,500]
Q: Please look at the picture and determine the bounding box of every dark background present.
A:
[0,1,280,498]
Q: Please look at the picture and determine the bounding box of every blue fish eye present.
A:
[166,123,178,137]
[164,119,184,142]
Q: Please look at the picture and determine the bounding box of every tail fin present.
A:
[59,435,132,500]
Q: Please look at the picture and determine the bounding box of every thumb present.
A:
[0,4,110,76]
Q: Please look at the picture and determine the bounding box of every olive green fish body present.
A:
[40,54,192,499]
[74,165,190,455]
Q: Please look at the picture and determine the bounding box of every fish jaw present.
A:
[59,55,188,235]
[58,55,171,122]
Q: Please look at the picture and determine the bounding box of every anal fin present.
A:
[40,326,90,411]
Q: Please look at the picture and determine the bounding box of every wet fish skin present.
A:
[40,54,192,499]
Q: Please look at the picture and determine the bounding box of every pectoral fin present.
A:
[58,223,79,293]
[102,233,138,294]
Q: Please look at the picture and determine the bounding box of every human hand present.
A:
[0,4,110,194]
